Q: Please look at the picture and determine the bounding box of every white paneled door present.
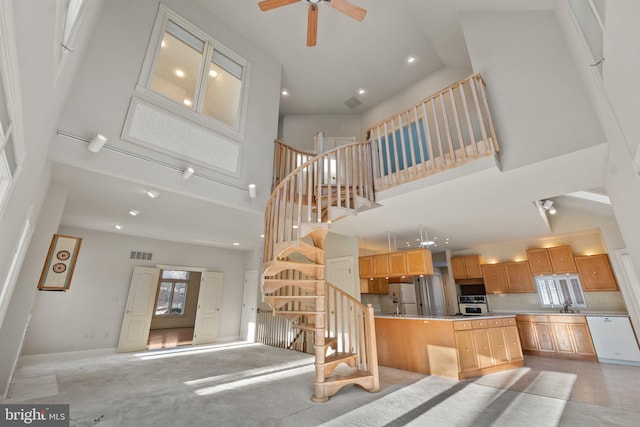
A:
[240,270,258,342]
[193,272,224,345]
[117,267,160,352]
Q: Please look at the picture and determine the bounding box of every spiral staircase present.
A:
[262,140,379,402]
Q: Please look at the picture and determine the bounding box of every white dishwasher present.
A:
[586,316,640,365]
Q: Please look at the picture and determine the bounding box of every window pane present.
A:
[170,283,187,314]
[150,27,204,109]
[156,282,172,315]
[162,270,189,280]
[569,278,586,305]
[0,74,9,132]
[212,50,243,79]
[202,57,242,127]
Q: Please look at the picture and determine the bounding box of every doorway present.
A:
[117,266,224,353]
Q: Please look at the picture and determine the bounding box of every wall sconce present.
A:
[87,133,108,153]
[248,183,257,198]
[182,166,195,180]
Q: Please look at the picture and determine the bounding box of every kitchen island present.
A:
[375,314,523,380]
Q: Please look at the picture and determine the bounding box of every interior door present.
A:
[240,270,258,342]
[193,272,224,345]
[327,256,356,297]
[117,267,160,352]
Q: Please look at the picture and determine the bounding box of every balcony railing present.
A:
[367,73,499,191]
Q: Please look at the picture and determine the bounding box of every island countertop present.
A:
[374,314,517,321]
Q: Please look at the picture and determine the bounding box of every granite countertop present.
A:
[494,311,629,317]
[374,314,516,321]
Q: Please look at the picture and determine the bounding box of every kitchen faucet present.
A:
[561,299,573,313]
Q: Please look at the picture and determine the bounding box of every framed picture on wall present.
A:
[37,234,82,291]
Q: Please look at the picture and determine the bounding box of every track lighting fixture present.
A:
[182,166,194,180]
[248,183,257,198]
[87,133,108,153]
[541,199,557,215]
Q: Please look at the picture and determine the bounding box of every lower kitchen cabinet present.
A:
[360,278,388,294]
[516,314,597,360]
[455,330,478,372]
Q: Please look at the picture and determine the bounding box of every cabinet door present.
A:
[526,248,553,275]
[360,278,371,293]
[405,249,434,275]
[504,261,535,293]
[575,254,618,291]
[388,252,406,276]
[548,246,577,273]
[481,263,509,294]
[465,256,484,278]
[534,322,556,352]
[373,254,390,277]
[455,330,478,372]
[359,256,374,278]
[488,328,510,365]
[517,322,538,351]
[504,326,523,361]
[551,323,575,354]
[451,257,468,279]
[570,323,597,356]
[473,329,494,368]
[374,278,389,294]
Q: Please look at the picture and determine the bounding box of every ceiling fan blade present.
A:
[307,4,318,47]
[330,0,366,22]
[258,0,300,12]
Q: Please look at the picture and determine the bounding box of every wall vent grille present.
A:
[130,251,153,260]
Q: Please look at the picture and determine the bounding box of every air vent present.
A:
[344,96,362,109]
[130,251,153,260]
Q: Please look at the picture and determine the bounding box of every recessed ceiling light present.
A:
[405,55,416,64]
[209,69,218,78]
[357,88,366,95]
[281,89,289,96]
[175,69,185,77]
[183,99,192,106]
[161,40,166,48]
[115,224,123,230]
[292,225,299,229]
[146,190,160,198]
[128,209,140,216]
[260,234,265,238]
[233,242,240,246]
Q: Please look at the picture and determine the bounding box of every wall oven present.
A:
[458,295,488,315]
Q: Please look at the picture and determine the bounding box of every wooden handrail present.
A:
[325,282,378,375]
[273,140,317,191]
[367,73,499,192]
[263,141,375,263]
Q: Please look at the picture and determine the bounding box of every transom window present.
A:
[155,270,190,316]
[139,6,248,134]
[535,275,587,309]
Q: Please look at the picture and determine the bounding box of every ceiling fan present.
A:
[258,0,367,47]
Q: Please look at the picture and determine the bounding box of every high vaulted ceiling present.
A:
[50,0,611,254]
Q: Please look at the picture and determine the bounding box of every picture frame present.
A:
[37,234,82,291]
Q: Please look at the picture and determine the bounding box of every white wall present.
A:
[22,226,248,355]
[460,11,606,172]
[279,115,363,151]
[51,0,281,210]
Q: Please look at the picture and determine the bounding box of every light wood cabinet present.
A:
[526,248,553,275]
[527,245,576,275]
[359,249,434,279]
[455,330,478,372]
[548,246,577,273]
[359,256,374,278]
[360,278,388,294]
[516,314,596,360]
[504,261,536,293]
[488,328,510,365]
[451,255,483,279]
[405,249,434,275]
[575,254,618,291]
[481,263,509,294]
[504,326,523,361]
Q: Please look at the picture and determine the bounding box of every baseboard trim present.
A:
[18,347,117,365]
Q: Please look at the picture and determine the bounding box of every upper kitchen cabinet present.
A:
[504,261,536,293]
[481,263,509,293]
[389,252,407,277]
[359,256,374,278]
[526,246,576,275]
[373,254,390,277]
[451,255,483,279]
[575,254,619,291]
[548,246,577,273]
[405,249,434,276]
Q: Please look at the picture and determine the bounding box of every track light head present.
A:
[248,183,257,198]
[87,133,108,153]
[182,166,194,180]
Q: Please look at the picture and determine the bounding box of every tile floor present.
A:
[3,343,640,426]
